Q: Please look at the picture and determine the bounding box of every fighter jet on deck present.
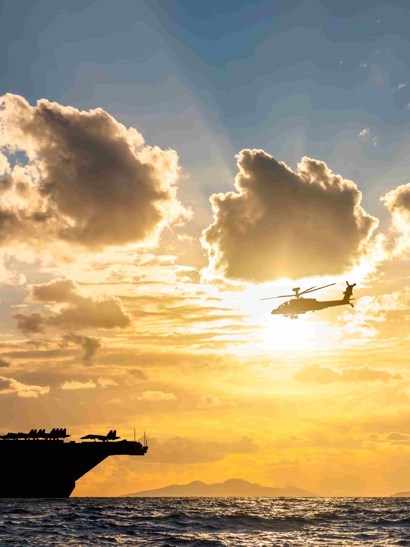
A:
[0,428,70,440]
[80,430,120,442]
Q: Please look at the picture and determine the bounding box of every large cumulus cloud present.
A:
[382,183,410,241]
[202,150,378,282]
[0,94,188,251]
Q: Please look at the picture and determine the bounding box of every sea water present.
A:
[0,497,410,546]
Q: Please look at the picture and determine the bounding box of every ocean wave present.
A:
[0,497,410,546]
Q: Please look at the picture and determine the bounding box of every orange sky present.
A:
[1,94,410,496]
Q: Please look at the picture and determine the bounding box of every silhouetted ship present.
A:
[0,428,148,498]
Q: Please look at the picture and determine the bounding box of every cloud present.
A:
[371,65,389,87]
[202,150,378,282]
[378,185,410,256]
[96,377,118,388]
[0,94,189,252]
[294,364,404,384]
[143,435,258,464]
[0,359,10,368]
[359,128,379,146]
[359,128,371,142]
[60,380,96,390]
[13,278,130,333]
[60,377,117,390]
[176,268,201,284]
[398,83,406,90]
[128,369,148,381]
[197,395,230,408]
[387,432,410,441]
[60,333,102,364]
[0,152,10,176]
[0,376,49,398]
[136,391,177,401]
[13,313,46,335]
[382,184,410,240]
[199,395,222,407]
[32,278,79,303]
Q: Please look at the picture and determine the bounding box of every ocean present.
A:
[0,497,410,546]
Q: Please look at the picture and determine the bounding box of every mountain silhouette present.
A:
[121,478,317,497]
[391,491,410,497]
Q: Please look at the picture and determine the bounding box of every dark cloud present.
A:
[25,340,49,349]
[143,435,258,464]
[0,94,188,251]
[14,278,130,334]
[14,302,129,333]
[0,378,11,391]
[52,297,129,330]
[387,432,410,441]
[294,364,403,384]
[128,369,148,380]
[0,359,11,368]
[202,149,378,282]
[1,349,70,360]
[32,279,79,303]
[13,313,46,335]
[60,333,102,365]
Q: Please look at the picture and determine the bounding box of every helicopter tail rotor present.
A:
[343,281,356,303]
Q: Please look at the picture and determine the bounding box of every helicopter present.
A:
[260,281,356,319]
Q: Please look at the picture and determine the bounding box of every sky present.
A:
[1,0,410,497]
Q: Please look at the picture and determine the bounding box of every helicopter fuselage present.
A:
[271,297,351,317]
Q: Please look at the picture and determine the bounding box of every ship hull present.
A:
[0,440,147,498]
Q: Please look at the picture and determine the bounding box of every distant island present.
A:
[121,478,317,497]
[391,491,410,497]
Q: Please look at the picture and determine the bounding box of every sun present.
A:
[233,286,326,352]
[259,315,320,351]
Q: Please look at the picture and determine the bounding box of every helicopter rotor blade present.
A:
[260,283,336,301]
[301,283,335,295]
[260,294,296,301]
[298,286,316,295]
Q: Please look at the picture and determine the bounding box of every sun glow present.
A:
[232,279,347,352]
[259,315,319,351]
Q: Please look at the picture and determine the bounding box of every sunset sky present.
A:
[1,0,410,497]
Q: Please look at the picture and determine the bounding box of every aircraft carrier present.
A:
[0,428,148,497]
